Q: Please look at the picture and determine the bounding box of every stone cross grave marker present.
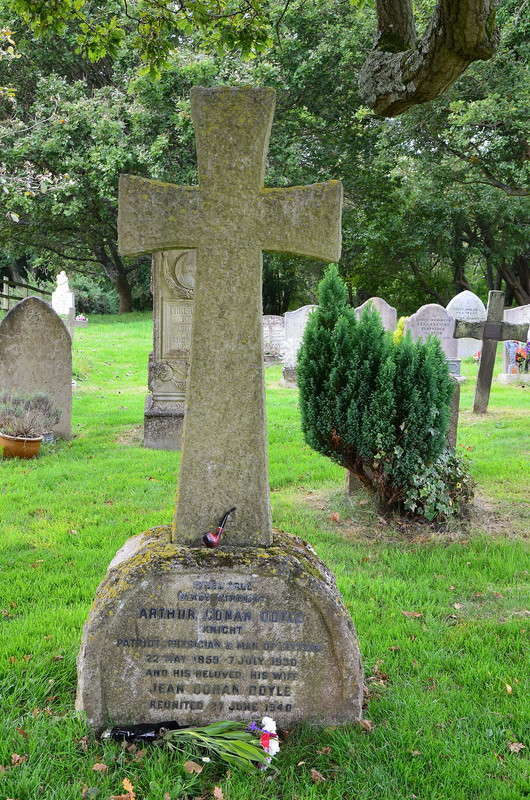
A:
[119,87,341,547]
[454,290,529,413]
[0,296,72,438]
[144,249,196,451]
[76,87,363,732]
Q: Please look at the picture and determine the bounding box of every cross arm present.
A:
[118,175,203,257]
[259,181,343,263]
[455,319,529,342]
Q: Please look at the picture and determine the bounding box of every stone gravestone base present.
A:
[143,395,185,451]
[281,367,298,389]
[76,526,363,732]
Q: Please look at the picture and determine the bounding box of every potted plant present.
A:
[0,390,61,459]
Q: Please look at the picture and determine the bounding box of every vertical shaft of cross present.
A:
[118,86,342,548]
[472,291,503,413]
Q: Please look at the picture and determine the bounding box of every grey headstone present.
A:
[144,250,195,450]
[446,291,487,358]
[76,527,363,732]
[282,305,316,385]
[263,315,285,360]
[77,87,363,731]
[355,297,397,332]
[0,297,72,438]
[404,303,457,358]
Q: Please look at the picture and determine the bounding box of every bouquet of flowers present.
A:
[515,344,529,371]
[163,717,279,772]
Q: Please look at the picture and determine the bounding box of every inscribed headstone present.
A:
[446,291,486,358]
[144,250,195,450]
[355,297,397,332]
[282,305,316,387]
[0,296,72,438]
[51,271,75,316]
[77,86,363,732]
[262,315,285,359]
[404,303,458,358]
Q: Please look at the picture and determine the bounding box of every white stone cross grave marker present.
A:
[454,290,529,413]
[118,87,342,547]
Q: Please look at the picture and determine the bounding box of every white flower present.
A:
[261,716,277,734]
[201,757,211,763]
[267,737,280,757]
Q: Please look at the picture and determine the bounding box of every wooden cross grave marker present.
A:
[454,290,529,413]
[118,86,342,547]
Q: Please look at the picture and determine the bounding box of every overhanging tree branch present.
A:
[359,0,499,117]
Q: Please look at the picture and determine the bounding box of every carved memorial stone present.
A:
[282,305,316,387]
[446,290,487,359]
[76,86,363,732]
[262,315,285,362]
[51,270,75,317]
[144,249,196,450]
[355,296,397,333]
[404,302,463,379]
[0,296,72,438]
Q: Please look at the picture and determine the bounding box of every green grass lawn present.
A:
[1,312,529,800]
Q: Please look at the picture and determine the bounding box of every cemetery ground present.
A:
[0,313,528,800]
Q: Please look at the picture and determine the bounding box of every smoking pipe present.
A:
[202,507,237,548]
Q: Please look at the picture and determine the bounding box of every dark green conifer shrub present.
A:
[297,266,471,519]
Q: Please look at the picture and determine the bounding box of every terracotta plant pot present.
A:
[0,431,43,459]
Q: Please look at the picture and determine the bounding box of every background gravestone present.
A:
[499,304,530,383]
[446,290,487,358]
[282,305,316,387]
[404,303,462,380]
[0,296,72,438]
[144,249,196,450]
[77,86,363,732]
[355,297,397,332]
[262,314,285,361]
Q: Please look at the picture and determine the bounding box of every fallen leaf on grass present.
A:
[77,735,89,752]
[316,746,331,755]
[183,760,203,774]
[15,728,28,739]
[311,769,326,783]
[213,787,225,800]
[508,742,525,754]
[11,753,27,766]
[110,777,136,800]
[401,611,423,618]
[92,762,108,773]
[453,603,464,610]
[330,512,340,523]
[52,655,64,662]
[360,719,373,733]
[506,684,512,695]
[388,646,401,651]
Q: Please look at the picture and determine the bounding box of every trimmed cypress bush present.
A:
[297,266,465,517]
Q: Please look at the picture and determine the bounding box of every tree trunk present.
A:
[359,0,498,117]
[91,241,134,313]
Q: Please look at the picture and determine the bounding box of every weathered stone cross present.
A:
[454,290,529,413]
[118,87,342,547]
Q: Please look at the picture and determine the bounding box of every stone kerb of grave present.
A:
[144,249,196,451]
[446,291,487,359]
[499,304,530,385]
[355,297,397,333]
[0,296,72,438]
[282,305,316,387]
[77,86,363,732]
